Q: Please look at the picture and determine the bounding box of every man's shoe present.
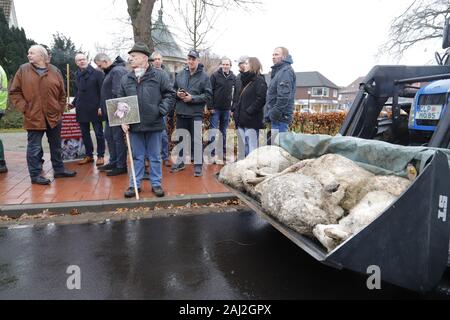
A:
[0,165,7,173]
[31,176,51,185]
[54,170,77,179]
[170,162,185,173]
[214,156,224,165]
[98,163,116,172]
[152,186,165,198]
[124,187,141,198]
[78,156,94,165]
[107,167,128,177]
[194,165,203,177]
[96,157,105,166]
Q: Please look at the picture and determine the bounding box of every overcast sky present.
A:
[14,0,443,86]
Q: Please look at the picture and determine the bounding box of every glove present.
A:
[270,108,283,122]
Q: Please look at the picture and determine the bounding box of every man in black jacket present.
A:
[72,53,105,166]
[94,53,129,176]
[209,58,236,162]
[151,51,173,168]
[120,43,176,198]
[171,50,212,177]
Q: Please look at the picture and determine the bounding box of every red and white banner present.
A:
[61,113,85,160]
[61,113,82,140]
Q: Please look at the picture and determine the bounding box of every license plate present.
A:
[416,105,442,120]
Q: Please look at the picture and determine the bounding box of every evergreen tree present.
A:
[50,33,81,97]
[0,11,35,79]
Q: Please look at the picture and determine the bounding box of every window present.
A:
[333,90,338,98]
[312,87,329,97]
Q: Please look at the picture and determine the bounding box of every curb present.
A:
[0,193,238,219]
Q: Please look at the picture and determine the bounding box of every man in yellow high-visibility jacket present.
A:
[0,64,8,173]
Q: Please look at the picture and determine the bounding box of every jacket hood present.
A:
[113,56,126,67]
[283,55,294,65]
[272,55,294,70]
[105,56,126,74]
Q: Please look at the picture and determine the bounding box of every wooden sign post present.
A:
[105,96,141,200]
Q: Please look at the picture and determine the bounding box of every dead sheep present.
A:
[220,149,412,253]
[297,154,375,211]
[313,191,398,252]
[355,175,412,200]
[259,173,345,236]
[218,145,299,192]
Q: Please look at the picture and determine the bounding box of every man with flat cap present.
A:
[119,42,176,198]
[171,49,212,177]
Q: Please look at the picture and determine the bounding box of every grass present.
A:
[0,128,25,133]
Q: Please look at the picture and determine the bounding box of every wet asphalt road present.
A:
[0,211,448,300]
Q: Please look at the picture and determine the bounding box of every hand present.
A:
[177,89,187,100]
[182,93,193,103]
[270,109,282,122]
[121,124,130,134]
[67,103,75,110]
[177,92,185,99]
[98,108,103,117]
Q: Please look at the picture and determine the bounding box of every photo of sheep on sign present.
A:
[106,96,141,127]
[105,95,141,200]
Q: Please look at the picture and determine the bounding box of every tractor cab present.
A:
[408,79,450,145]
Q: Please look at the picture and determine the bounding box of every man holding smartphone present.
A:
[171,50,212,177]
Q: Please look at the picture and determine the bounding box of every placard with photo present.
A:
[106,95,141,127]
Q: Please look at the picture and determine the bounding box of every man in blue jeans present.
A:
[209,57,236,162]
[265,47,296,143]
[120,43,175,198]
[151,52,173,168]
[94,53,129,176]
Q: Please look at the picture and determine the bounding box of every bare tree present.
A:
[381,0,450,59]
[124,0,261,53]
[173,0,261,51]
[200,49,222,74]
[175,0,215,51]
[126,0,157,51]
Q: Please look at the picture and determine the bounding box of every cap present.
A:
[187,49,200,59]
[237,55,249,65]
[128,42,151,57]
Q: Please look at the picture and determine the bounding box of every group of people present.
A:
[209,47,297,160]
[0,43,296,199]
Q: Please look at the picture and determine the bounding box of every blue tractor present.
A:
[408,79,450,145]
